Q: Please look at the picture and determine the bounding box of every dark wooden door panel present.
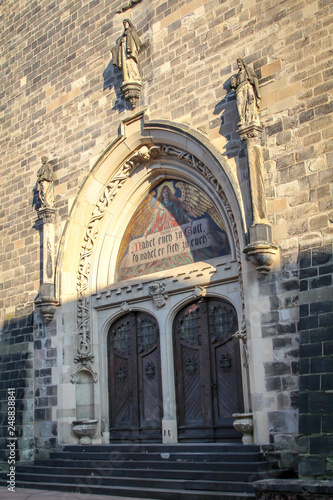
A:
[213,341,240,420]
[140,346,162,426]
[174,298,244,442]
[181,345,202,423]
[114,355,131,425]
[108,312,162,442]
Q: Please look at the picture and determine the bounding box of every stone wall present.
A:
[0,307,34,463]
[0,0,332,471]
[299,243,333,478]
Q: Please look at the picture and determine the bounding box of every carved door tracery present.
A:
[174,298,243,441]
[108,312,162,441]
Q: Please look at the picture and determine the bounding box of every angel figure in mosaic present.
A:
[115,180,231,282]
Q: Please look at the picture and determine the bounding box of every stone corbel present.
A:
[121,82,142,108]
[243,226,279,275]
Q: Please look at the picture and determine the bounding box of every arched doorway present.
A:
[108,312,162,442]
[173,298,244,441]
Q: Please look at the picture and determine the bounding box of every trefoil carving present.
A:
[71,362,98,384]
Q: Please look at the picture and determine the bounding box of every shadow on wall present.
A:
[0,312,34,464]
[213,75,246,162]
[103,59,127,114]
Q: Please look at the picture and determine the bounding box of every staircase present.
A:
[0,443,293,499]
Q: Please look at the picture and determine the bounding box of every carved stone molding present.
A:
[237,124,263,143]
[37,206,56,224]
[75,147,154,363]
[75,297,94,363]
[149,282,168,308]
[243,223,278,274]
[35,295,58,323]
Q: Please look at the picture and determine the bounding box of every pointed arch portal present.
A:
[57,111,250,444]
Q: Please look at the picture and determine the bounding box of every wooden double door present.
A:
[173,298,244,441]
[108,312,162,441]
[108,298,243,443]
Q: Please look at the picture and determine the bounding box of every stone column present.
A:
[238,122,278,274]
[35,207,58,321]
[160,328,178,444]
[148,283,178,443]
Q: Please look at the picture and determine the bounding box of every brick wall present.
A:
[0,307,34,463]
[299,244,333,478]
[1,0,332,470]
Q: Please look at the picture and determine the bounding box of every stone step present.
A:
[6,472,256,493]
[33,458,277,472]
[49,451,265,462]
[0,443,290,499]
[0,480,256,499]
[63,443,260,453]
[16,465,284,482]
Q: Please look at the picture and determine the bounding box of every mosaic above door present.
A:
[115,180,231,281]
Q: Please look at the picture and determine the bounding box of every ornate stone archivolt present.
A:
[75,146,153,364]
[75,143,247,364]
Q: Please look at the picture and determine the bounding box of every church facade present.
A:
[1,0,332,481]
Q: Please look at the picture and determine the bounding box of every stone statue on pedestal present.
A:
[37,156,54,208]
[112,19,142,107]
[230,58,261,127]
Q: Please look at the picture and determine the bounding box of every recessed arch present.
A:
[56,112,249,398]
[96,168,235,289]
[56,111,247,304]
